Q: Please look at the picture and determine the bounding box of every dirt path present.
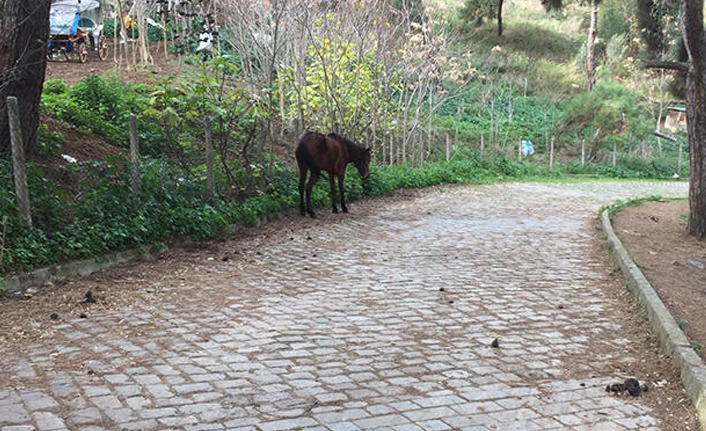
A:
[45,43,181,86]
[0,181,699,431]
[614,200,706,362]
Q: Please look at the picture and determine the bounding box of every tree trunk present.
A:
[0,0,51,157]
[497,0,504,37]
[586,0,598,92]
[681,0,706,239]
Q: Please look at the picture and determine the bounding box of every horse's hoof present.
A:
[308,212,317,219]
[332,207,338,214]
[342,207,349,213]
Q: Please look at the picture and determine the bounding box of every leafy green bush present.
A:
[559,78,653,156]
[35,124,64,158]
[575,156,679,179]
[598,4,630,41]
[43,79,68,95]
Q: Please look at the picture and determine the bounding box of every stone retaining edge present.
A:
[1,207,298,295]
[601,209,706,430]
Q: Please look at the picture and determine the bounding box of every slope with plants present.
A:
[0,0,688,278]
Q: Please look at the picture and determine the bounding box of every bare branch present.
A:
[653,130,678,142]
[645,60,690,73]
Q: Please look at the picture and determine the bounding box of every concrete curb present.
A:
[1,206,298,295]
[1,247,152,294]
[601,209,706,429]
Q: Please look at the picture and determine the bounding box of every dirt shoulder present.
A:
[45,42,183,86]
[613,200,706,359]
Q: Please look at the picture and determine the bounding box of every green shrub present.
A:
[35,124,64,158]
[43,79,68,95]
[40,75,150,147]
[598,4,630,41]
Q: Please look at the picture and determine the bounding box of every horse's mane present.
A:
[328,133,365,162]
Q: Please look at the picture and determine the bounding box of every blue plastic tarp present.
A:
[521,140,535,157]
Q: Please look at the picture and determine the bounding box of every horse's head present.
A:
[354,148,371,180]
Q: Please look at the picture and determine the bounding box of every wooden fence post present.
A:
[445,134,450,162]
[678,140,683,175]
[581,141,586,167]
[129,114,141,196]
[204,116,215,198]
[480,133,484,156]
[454,102,461,146]
[549,135,554,169]
[612,142,617,166]
[518,138,523,161]
[7,97,32,228]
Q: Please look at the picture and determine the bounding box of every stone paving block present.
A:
[118,420,158,431]
[102,408,134,423]
[138,407,176,419]
[17,391,55,412]
[0,404,30,424]
[403,406,457,422]
[315,409,369,423]
[354,414,410,429]
[326,422,360,431]
[259,418,319,431]
[173,383,212,395]
[33,412,65,431]
[417,419,451,431]
[69,408,101,425]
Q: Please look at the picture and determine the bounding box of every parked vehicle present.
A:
[47,0,108,63]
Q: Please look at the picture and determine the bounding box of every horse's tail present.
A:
[296,133,320,173]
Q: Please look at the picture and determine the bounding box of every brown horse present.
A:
[295,132,371,218]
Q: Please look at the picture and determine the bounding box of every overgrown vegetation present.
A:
[0,0,693,275]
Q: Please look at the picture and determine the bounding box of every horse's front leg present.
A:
[328,173,338,213]
[338,173,348,213]
[306,171,320,218]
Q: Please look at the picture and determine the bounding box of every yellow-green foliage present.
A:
[284,38,397,132]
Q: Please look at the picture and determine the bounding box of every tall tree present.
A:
[586,0,599,91]
[680,0,706,238]
[650,0,706,238]
[0,0,51,157]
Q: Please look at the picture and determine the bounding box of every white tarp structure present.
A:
[50,0,101,35]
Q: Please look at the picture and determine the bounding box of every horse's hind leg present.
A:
[328,173,338,213]
[306,171,320,218]
[298,167,307,216]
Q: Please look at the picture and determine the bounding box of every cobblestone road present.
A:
[0,181,693,431]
